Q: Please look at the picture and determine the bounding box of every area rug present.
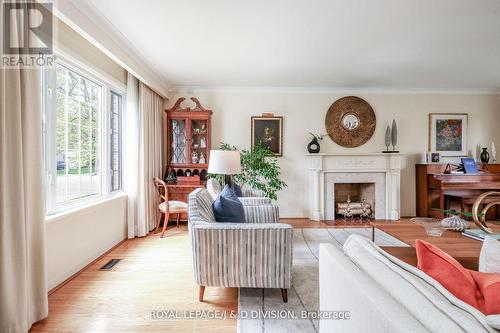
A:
[237,228,409,333]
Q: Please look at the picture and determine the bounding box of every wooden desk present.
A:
[166,182,204,220]
[415,163,500,218]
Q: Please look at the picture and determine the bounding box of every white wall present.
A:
[169,91,500,218]
[46,195,127,290]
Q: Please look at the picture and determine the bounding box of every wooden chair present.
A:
[152,177,188,238]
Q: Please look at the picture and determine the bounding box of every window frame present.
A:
[44,55,125,215]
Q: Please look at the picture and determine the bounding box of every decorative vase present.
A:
[391,119,398,151]
[481,147,490,163]
[491,142,496,162]
[441,215,470,231]
[307,137,320,153]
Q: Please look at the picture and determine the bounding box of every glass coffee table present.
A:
[325,219,376,241]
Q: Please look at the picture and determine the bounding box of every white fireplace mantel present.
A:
[307,153,403,221]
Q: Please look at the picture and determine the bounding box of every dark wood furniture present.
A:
[381,246,479,270]
[415,163,500,218]
[164,97,212,217]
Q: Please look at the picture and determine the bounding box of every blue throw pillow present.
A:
[212,185,246,223]
[233,182,243,197]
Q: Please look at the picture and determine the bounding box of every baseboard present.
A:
[48,238,127,295]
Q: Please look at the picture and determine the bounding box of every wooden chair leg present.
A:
[155,211,162,232]
[176,213,180,228]
[199,285,205,302]
[281,288,288,303]
[161,211,170,238]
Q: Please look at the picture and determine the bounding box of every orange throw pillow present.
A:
[416,239,500,315]
[415,239,480,309]
[470,270,500,315]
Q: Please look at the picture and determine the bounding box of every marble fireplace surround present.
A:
[307,153,402,221]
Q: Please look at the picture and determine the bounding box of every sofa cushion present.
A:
[471,270,500,315]
[212,185,245,223]
[188,188,216,223]
[416,239,500,315]
[480,236,500,273]
[343,235,495,332]
[233,182,243,197]
[416,239,481,309]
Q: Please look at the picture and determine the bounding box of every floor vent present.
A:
[99,259,121,270]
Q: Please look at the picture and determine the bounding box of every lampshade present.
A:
[208,150,241,175]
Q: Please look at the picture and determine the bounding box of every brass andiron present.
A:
[472,191,500,234]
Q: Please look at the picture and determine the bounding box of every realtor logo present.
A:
[2,1,55,67]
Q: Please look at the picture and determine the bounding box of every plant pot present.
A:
[481,147,490,163]
[307,138,320,153]
[441,215,470,231]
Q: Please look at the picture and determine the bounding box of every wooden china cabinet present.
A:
[164,97,212,207]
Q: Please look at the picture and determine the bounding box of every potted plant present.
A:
[209,142,287,200]
[307,133,327,153]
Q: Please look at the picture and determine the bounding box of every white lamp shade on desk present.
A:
[208,150,241,175]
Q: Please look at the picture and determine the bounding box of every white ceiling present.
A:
[88,0,500,91]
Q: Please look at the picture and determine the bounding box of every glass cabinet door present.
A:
[189,119,208,165]
[170,119,187,164]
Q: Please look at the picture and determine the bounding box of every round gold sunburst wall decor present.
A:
[325,96,376,148]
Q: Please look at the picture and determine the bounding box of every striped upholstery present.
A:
[188,188,216,223]
[206,179,271,205]
[188,188,293,289]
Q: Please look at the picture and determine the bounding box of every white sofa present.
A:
[319,235,499,333]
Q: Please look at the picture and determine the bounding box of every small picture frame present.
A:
[429,113,468,157]
[251,115,283,156]
[427,152,440,163]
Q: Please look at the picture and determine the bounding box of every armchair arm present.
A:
[243,204,279,223]
[242,188,266,197]
[190,223,293,289]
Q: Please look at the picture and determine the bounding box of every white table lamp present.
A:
[208,150,241,187]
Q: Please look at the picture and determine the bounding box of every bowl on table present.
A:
[410,217,446,237]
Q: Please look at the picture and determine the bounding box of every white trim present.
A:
[44,56,126,215]
[45,193,127,224]
[170,85,500,95]
[52,0,170,99]
[54,48,126,92]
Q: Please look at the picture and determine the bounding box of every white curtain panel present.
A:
[125,74,140,238]
[0,6,48,332]
[126,76,164,238]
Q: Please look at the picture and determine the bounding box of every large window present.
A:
[45,59,124,213]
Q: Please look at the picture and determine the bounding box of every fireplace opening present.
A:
[334,183,375,219]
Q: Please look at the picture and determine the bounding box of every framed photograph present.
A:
[429,113,468,156]
[427,152,440,163]
[251,115,283,156]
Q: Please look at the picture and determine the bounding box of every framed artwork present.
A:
[429,113,468,157]
[251,115,283,156]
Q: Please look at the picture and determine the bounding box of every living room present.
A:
[1,0,500,332]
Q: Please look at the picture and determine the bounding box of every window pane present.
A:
[54,62,102,208]
[109,91,122,192]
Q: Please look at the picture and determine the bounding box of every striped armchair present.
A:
[188,188,293,302]
[206,178,272,205]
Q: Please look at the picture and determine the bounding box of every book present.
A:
[461,157,478,174]
[462,229,500,241]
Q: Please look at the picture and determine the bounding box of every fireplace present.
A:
[334,183,375,219]
[307,153,402,221]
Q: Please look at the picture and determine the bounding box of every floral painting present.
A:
[429,114,468,157]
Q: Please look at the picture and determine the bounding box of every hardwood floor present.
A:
[30,217,495,332]
[30,225,238,333]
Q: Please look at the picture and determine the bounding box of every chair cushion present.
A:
[233,182,243,197]
[212,185,245,223]
[159,201,187,213]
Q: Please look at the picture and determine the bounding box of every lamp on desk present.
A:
[207,150,242,189]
